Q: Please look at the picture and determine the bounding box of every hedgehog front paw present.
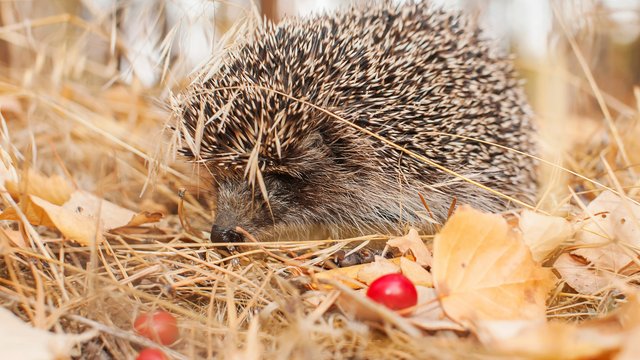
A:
[333,248,378,267]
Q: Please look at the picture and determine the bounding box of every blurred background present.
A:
[0,0,639,210]
[2,1,639,102]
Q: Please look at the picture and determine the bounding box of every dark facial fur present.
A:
[175,1,537,241]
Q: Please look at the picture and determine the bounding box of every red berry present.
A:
[366,273,418,311]
[136,348,168,360]
[134,310,179,345]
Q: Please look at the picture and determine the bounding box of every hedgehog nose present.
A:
[210,225,244,243]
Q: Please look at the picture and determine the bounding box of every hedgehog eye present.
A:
[262,161,306,181]
[265,171,305,184]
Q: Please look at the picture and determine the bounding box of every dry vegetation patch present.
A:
[1,1,640,359]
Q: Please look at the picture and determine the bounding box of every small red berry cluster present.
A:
[133,310,179,360]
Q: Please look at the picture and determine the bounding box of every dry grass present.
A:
[0,1,639,359]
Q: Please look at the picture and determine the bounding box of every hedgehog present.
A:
[173,1,537,243]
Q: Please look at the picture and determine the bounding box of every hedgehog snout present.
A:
[211,178,273,241]
[210,224,244,243]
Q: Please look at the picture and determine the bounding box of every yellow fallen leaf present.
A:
[314,266,366,290]
[335,288,382,322]
[0,189,158,245]
[30,195,104,245]
[553,253,611,295]
[483,293,640,359]
[356,256,400,285]
[0,198,56,227]
[0,168,73,227]
[5,168,73,205]
[399,257,433,287]
[485,321,622,359]
[333,285,422,335]
[124,211,164,227]
[573,190,640,273]
[0,228,28,248]
[314,257,403,289]
[432,206,555,327]
[519,210,573,262]
[617,326,640,360]
[63,192,161,229]
[387,228,433,266]
[62,191,137,230]
[0,164,159,244]
[408,286,464,331]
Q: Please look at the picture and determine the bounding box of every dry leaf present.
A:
[335,288,382,322]
[0,168,74,227]
[31,195,104,245]
[314,265,366,290]
[387,228,433,266]
[0,228,28,248]
[333,285,423,336]
[0,307,95,360]
[484,293,640,359]
[408,286,464,331]
[486,321,622,359]
[0,184,161,245]
[476,319,537,342]
[399,257,433,287]
[0,198,56,227]
[62,191,137,230]
[356,256,401,285]
[432,206,555,327]
[0,165,159,233]
[519,210,573,262]
[315,257,403,289]
[573,190,640,273]
[63,192,161,229]
[617,326,640,360]
[553,253,611,295]
[5,169,73,205]
[124,211,164,227]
